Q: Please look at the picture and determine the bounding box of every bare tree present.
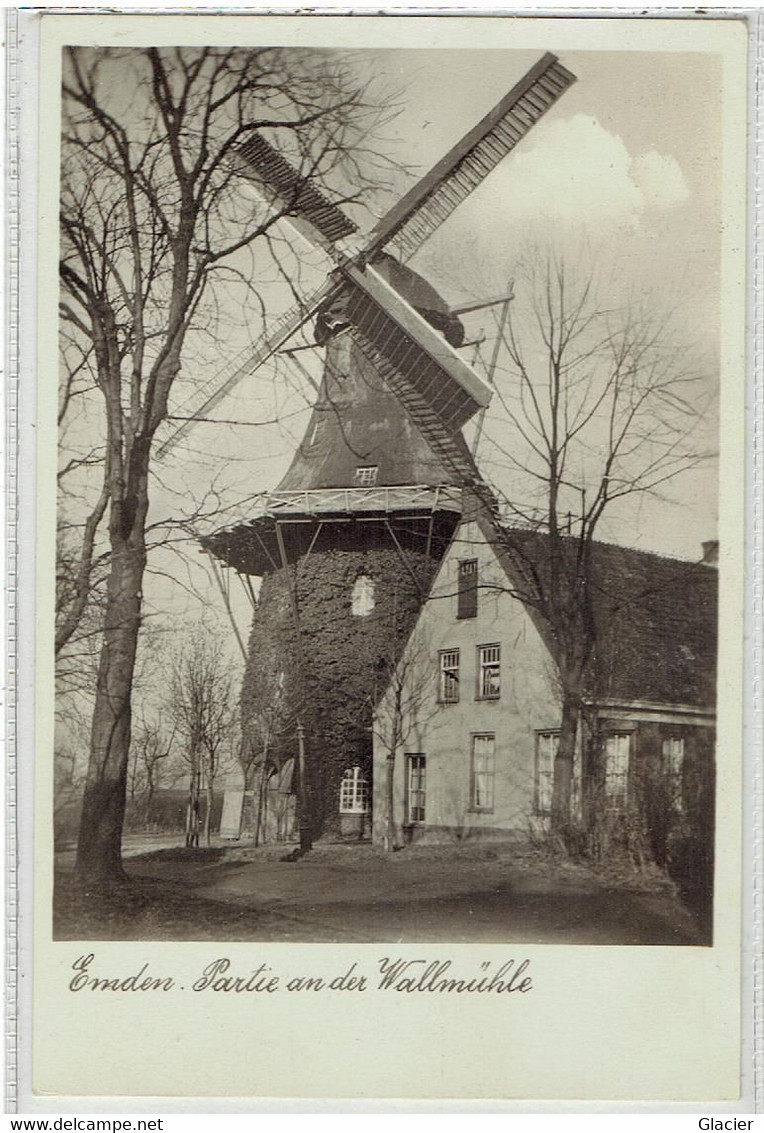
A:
[240,666,285,847]
[127,717,176,827]
[59,46,397,883]
[170,634,238,847]
[372,630,437,852]
[56,321,112,658]
[480,247,712,830]
[54,737,89,847]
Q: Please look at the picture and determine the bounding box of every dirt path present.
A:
[54,840,708,945]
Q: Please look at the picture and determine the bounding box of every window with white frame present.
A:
[351,574,375,616]
[457,559,478,618]
[406,754,426,824]
[535,730,559,815]
[354,465,378,486]
[439,649,460,703]
[477,643,501,699]
[604,732,631,807]
[471,733,495,811]
[661,735,685,810]
[339,767,369,814]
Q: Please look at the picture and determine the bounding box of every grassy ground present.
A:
[54,838,709,945]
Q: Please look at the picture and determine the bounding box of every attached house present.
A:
[372,517,717,845]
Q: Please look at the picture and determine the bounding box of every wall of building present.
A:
[371,518,718,904]
[372,520,561,843]
[585,713,716,927]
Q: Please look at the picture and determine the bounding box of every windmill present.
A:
[163,52,576,846]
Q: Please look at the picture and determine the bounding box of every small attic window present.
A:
[355,465,378,487]
[352,574,375,617]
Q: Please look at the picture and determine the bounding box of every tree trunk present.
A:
[551,692,580,831]
[204,777,213,847]
[384,752,396,852]
[75,530,146,886]
[144,771,155,830]
[186,764,201,848]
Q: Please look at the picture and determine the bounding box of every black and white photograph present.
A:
[51,30,730,953]
[21,10,750,1104]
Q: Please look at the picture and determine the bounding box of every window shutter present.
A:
[457,559,478,618]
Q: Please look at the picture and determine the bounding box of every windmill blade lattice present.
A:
[236,134,359,249]
[368,53,576,262]
[342,262,492,434]
[155,277,336,459]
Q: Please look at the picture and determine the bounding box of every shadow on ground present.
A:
[54,839,710,946]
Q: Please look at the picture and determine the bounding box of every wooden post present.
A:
[253,737,270,848]
[471,285,513,458]
[205,549,248,662]
[296,718,311,854]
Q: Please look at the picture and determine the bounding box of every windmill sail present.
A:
[236,134,359,249]
[155,277,336,459]
[343,263,491,433]
[367,53,576,262]
[157,53,576,459]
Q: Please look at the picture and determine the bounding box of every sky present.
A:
[59,45,726,697]
[362,47,721,348]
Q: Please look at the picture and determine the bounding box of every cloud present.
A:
[409,113,697,315]
[457,114,691,235]
[630,150,691,211]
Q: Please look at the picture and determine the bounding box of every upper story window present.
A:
[471,733,496,812]
[604,732,631,809]
[457,559,478,619]
[339,767,369,814]
[439,649,460,703]
[351,574,375,617]
[477,643,501,699]
[355,465,378,487]
[535,730,559,815]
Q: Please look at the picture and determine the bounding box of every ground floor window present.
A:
[471,733,495,811]
[339,766,369,814]
[406,754,426,824]
[604,732,631,807]
[535,730,559,815]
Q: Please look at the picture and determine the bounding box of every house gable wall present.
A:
[372,520,560,842]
